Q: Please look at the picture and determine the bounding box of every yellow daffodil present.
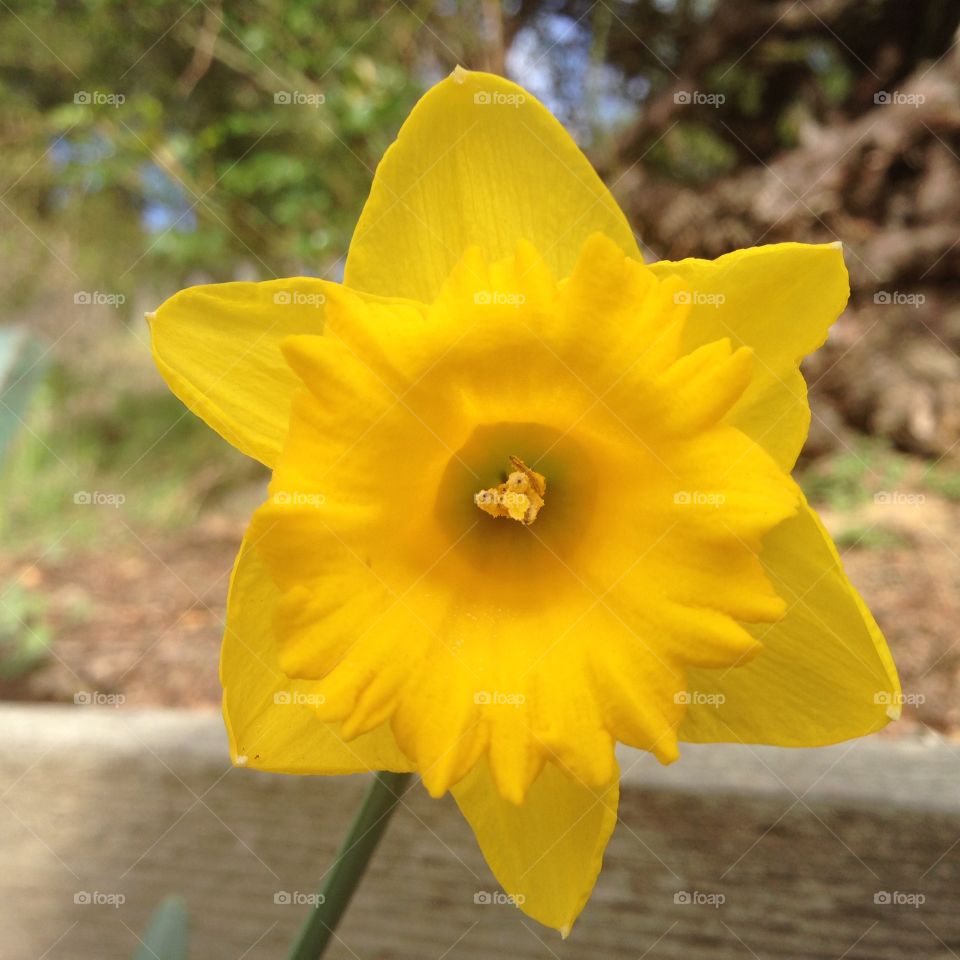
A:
[148,67,900,935]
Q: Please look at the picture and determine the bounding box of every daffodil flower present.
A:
[149,67,900,935]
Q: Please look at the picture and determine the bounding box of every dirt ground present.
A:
[0,512,241,709]
[824,493,960,738]
[1,492,958,739]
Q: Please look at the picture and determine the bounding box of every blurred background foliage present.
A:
[6,0,958,287]
[1,0,959,728]
[3,0,439,288]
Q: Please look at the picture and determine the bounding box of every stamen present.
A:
[474,456,546,525]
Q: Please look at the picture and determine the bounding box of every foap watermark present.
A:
[874,291,925,307]
[675,691,725,707]
[874,891,925,908]
[75,691,125,707]
[674,90,725,107]
[474,890,525,905]
[274,691,326,706]
[273,290,326,307]
[874,491,925,506]
[674,290,725,308]
[74,491,125,508]
[75,291,126,308]
[74,90,125,107]
[74,891,125,907]
[674,890,725,908]
[273,491,326,507]
[874,91,925,107]
[874,691,925,707]
[274,91,325,107]
[474,490,528,509]
[673,490,726,507]
[474,690,526,707]
[473,90,525,108]
[474,290,525,308]
[274,891,326,906]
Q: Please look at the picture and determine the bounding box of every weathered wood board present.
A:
[1,706,958,959]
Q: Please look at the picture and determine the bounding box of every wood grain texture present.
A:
[1,706,958,959]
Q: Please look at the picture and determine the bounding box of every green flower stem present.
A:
[287,771,413,960]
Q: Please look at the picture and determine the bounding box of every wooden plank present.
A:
[1,705,958,959]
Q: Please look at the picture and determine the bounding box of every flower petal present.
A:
[344,68,638,302]
[649,242,849,470]
[221,533,414,774]
[679,495,901,746]
[149,278,416,466]
[452,758,618,935]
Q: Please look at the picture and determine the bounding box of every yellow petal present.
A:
[679,494,901,746]
[392,644,487,799]
[649,242,849,469]
[452,758,618,935]
[149,278,416,466]
[221,533,414,774]
[345,68,638,302]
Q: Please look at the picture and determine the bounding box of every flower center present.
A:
[431,422,598,599]
[473,456,547,525]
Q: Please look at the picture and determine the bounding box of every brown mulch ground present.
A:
[0,513,242,709]
[2,497,958,738]
[838,498,960,737]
